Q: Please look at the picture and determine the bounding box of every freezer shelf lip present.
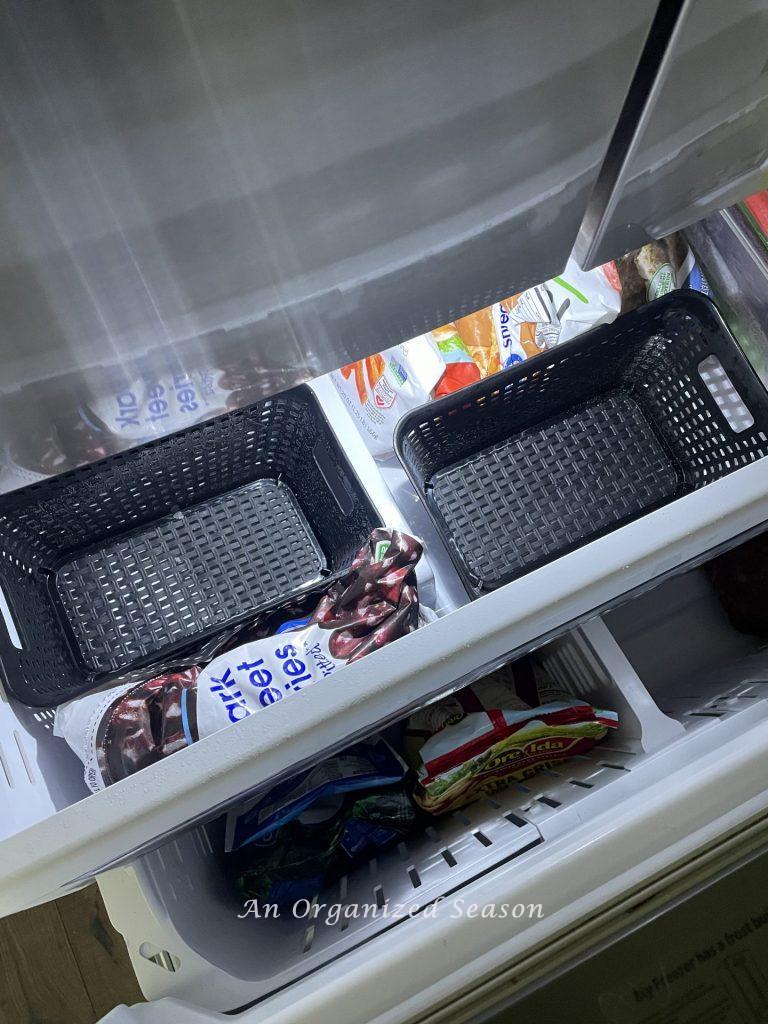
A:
[2,456,768,918]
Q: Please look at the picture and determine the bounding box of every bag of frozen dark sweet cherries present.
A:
[55,529,426,791]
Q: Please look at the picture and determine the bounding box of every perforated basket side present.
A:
[626,302,768,484]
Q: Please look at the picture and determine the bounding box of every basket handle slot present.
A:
[312,441,355,516]
[0,582,22,650]
[698,355,755,434]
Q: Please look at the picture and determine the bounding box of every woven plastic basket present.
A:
[396,292,768,597]
[0,385,379,706]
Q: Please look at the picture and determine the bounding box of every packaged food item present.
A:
[331,339,444,457]
[616,233,711,313]
[79,360,303,446]
[452,307,501,378]
[493,258,622,368]
[0,359,306,495]
[406,659,618,815]
[707,532,768,638]
[224,735,408,852]
[54,529,424,791]
[230,778,416,909]
[54,669,200,792]
[740,190,768,249]
[79,369,236,443]
[430,324,482,396]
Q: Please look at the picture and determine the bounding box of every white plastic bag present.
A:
[495,258,622,368]
[331,337,444,458]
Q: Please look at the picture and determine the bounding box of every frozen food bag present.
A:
[54,669,200,793]
[80,368,235,442]
[230,783,416,909]
[452,307,501,378]
[79,360,302,446]
[331,339,444,457]
[430,324,482,396]
[616,233,710,313]
[55,529,424,791]
[493,258,622,368]
[224,735,407,852]
[406,659,618,815]
[0,359,306,493]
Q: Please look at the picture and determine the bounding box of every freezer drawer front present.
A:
[0,0,657,399]
[578,0,768,268]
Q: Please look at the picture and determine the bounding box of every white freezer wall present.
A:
[0,0,660,398]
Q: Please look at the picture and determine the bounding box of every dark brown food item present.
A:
[308,528,421,662]
[707,533,768,637]
[96,668,200,786]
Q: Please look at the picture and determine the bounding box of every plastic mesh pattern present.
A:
[56,481,324,674]
[0,386,379,706]
[397,293,768,596]
[433,394,679,587]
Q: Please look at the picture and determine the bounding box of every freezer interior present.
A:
[109,525,768,1009]
[0,207,764,849]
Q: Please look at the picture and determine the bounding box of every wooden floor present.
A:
[0,884,143,1024]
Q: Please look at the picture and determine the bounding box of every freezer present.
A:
[0,0,671,914]
[9,311,768,1022]
[78,255,768,1019]
[6,367,768,916]
[1,2,768,1022]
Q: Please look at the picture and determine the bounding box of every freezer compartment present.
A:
[3,367,768,920]
[101,621,683,1010]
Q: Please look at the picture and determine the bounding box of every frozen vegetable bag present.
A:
[55,529,424,791]
[331,340,444,457]
[228,738,417,908]
[407,660,618,815]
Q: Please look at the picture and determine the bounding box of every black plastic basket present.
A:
[0,385,380,707]
[396,291,768,598]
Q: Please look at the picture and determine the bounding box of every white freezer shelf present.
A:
[98,547,768,1021]
[1,444,768,918]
